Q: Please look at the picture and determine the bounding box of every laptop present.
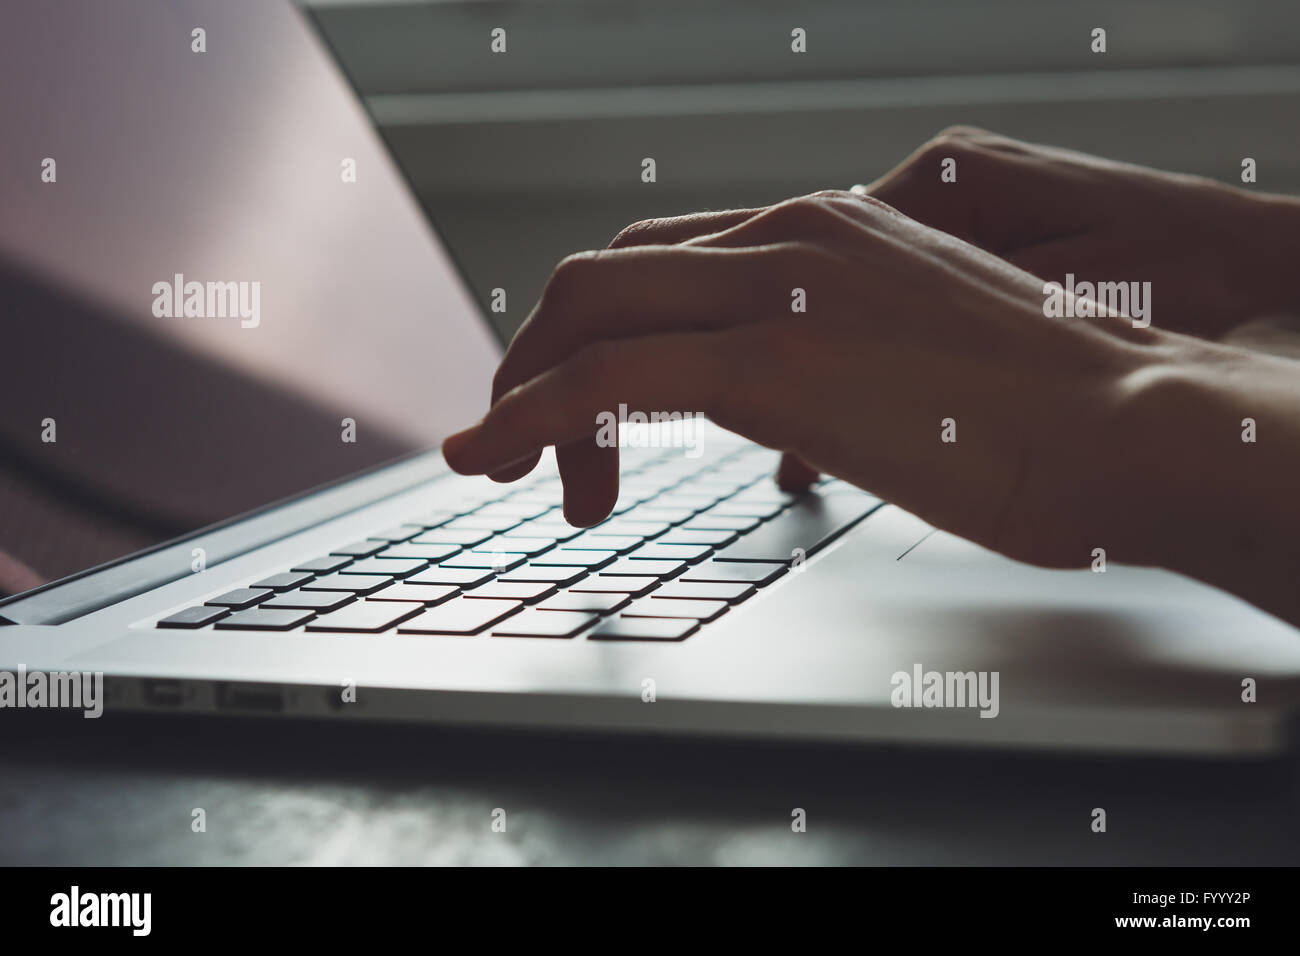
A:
[3,0,1298,755]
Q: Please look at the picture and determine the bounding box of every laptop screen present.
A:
[0,0,503,596]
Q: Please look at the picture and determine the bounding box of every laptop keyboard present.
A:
[156,446,882,641]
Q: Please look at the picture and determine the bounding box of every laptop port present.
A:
[141,679,185,708]
[215,682,284,713]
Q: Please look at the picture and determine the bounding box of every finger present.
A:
[445,332,749,521]
[487,240,803,486]
[556,438,618,526]
[485,209,766,484]
[776,452,820,492]
[492,244,801,409]
[608,208,763,248]
[486,243,797,486]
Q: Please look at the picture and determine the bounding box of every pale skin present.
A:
[443,128,1300,627]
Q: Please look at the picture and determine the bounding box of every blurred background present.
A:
[310,0,1300,341]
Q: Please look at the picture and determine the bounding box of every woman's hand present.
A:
[444,189,1181,570]
[616,127,1300,496]
[844,126,1300,342]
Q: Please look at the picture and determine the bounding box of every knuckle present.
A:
[760,196,836,233]
[543,250,604,306]
[919,127,980,163]
[930,123,977,140]
[807,188,859,204]
[609,218,658,248]
[846,192,898,218]
[933,124,985,144]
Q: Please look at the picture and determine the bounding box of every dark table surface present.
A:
[3,712,1297,866]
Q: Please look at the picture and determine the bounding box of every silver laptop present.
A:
[3,0,1298,755]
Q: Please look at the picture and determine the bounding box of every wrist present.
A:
[1115,339,1300,624]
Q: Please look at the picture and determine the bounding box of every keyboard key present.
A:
[407,510,458,528]
[684,514,760,533]
[302,573,395,594]
[629,543,711,564]
[624,505,695,525]
[472,536,556,557]
[588,617,699,642]
[262,590,355,612]
[366,525,425,543]
[536,591,630,614]
[250,572,314,592]
[654,493,723,510]
[622,598,729,622]
[591,520,669,539]
[205,588,272,609]
[306,601,424,633]
[688,477,746,494]
[569,576,659,596]
[657,529,738,547]
[565,534,642,553]
[506,520,584,542]
[491,609,598,639]
[533,549,617,569]
[340,557,427,578]
[375,543,461,562]
[158,606,228,628]
[290,555,351,574]
[610,489,650,513]
[398,598,523,635]
[652,580,756,603]
[706,500,785,518]
[499,566,588,586]
[329,540,386,558]
[622,476,682,493]
[464,581,557,603]
[441,514,523,533]
[406,567,495,588]
[679,560,786,586]
[475,501,553,520]
[411,528,493,547]
[366,583,459,606]
[439,553,526,571]
[600,558,686,578]
[731,486,802,505]
[504,488,563,506]
[713,494,880,563]
[215,608,314,631]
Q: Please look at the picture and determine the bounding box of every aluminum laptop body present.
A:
[2,0,1297,755]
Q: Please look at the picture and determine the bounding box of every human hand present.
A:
[749,126,1300,490]
[846,126,1299,342]
[443,189,1180,569]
